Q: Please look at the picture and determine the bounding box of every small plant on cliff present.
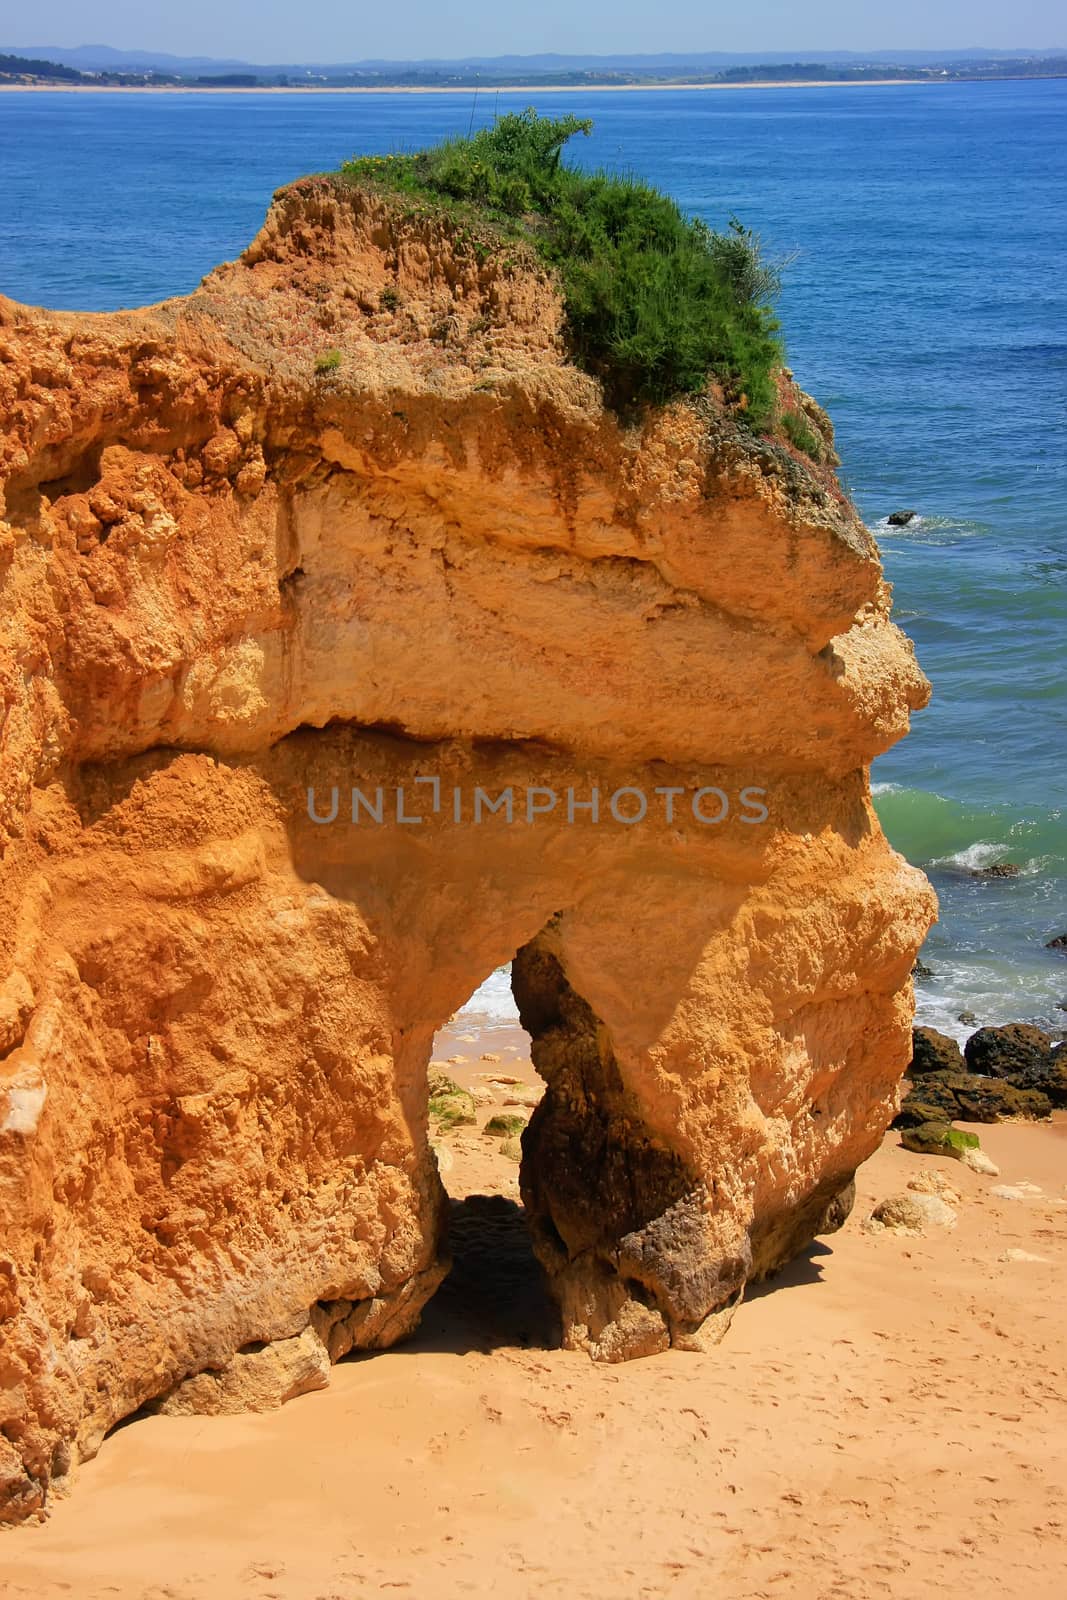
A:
[782,408,824,462]
[340,111,784,423]
[314,348,342,374]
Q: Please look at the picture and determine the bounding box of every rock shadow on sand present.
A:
[396,1195,562,1356]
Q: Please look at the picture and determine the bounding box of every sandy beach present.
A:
[4,1020,1065,1600]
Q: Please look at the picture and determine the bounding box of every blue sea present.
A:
[3,82,1065,1039]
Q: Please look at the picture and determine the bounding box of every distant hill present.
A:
[6,42,1067,76]
[2,43,1065,90]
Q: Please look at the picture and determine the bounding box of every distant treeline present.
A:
[0,51,179,85]
[716,58,1067,81]
[2,48,1066,89]
[0,51,85,81]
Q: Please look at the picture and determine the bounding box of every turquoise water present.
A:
[2,83,1064,1036]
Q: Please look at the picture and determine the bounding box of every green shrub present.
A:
[378,286,401,311]
[314,348,342,374]
[340,111,784,424]
[782,408,824,461]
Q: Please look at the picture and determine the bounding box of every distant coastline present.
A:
[5,42,1066,95]
[0,77,970,95]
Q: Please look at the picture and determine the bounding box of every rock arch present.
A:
[0,179,935,1520]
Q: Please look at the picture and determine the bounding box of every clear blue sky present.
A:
[3,0,1063,62]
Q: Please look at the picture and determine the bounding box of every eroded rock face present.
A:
[0,177,935,1519]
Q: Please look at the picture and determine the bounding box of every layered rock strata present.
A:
[0,177,935,1520]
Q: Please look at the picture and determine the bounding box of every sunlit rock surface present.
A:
[0,176,934,1520]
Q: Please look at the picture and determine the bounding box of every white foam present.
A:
[452,965,521,1032]
[930,840,1004,871]
[871,514,925,532]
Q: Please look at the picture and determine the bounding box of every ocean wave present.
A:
[912,935,1067,1044]
[451,965,521,1031]
[873,785,1066,875]
[930,840,1011,872]
[928,842,1051,877]
[913,988,1067,1047]
[868,513,990,546]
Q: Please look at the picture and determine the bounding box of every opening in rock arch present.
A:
[417,966,560,1352]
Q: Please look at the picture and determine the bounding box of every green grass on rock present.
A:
[340,110,785,425]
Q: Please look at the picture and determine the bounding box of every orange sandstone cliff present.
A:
[0,177,936,1521]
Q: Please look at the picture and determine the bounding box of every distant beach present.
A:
[0,77,950,95]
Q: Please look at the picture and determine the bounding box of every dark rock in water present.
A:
[908,1026,964,1076]
[1046,932,1067,951]
[900,1122,978,1158]
[971,862,1021,879]
[887,509,918,526]
[912,958,935,979]
[964,1023,1051,1079]
[957,1010,978,1025]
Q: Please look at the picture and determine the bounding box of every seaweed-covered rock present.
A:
[964,1023,1052,1079]
[1037,1044,1067,1106]
[428,1072,478,1129]
[900,1123,979,1159]
[908,1026,964,1076]
[483,1113,527,1138]
[1002,1041,1067,1109]
[428,1065,462,1097]
[897,1071,961,1120]
[897,1068,1051,1123]
[948,1076,1051,1123]
[892,1098,950,1129]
